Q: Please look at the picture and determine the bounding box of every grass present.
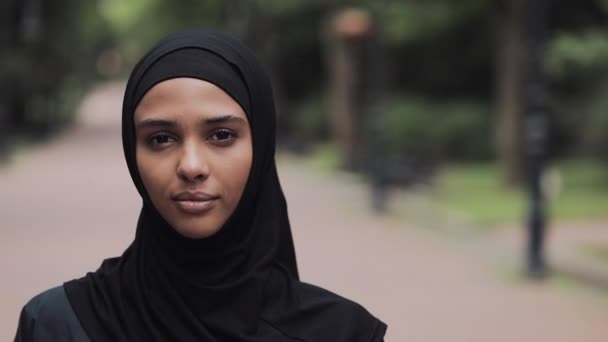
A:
[299,143,343,173]
[432,160,608,225]
[432,163,526,224]
[580,244,608,265]
[297,144,608,226]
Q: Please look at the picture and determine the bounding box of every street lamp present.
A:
[524,0,550,278]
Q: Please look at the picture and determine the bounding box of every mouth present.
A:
[173,199,216,214]
[171,191,220,215]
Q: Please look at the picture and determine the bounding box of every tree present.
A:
[495,0,525,185]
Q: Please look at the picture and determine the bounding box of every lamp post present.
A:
[362,21,389,213]
[524,0,550,278]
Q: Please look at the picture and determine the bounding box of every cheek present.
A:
[136,148,173,197]
[218,145,252,203]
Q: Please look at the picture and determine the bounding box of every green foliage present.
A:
[547,29,608,79]
[433,161,608,225]
[1,0,116,139]
[433,163,525,224]
[99,0,227,70]
[382,97,492,160]
[6,0,608,167]
[550,63,608,160]
[98,0,159,35]
[302,143,342,173]
[370,0,491,44]
[579,82,608,159]
[255,0,311,16]
[559,159,608,190]
[584,111,608,159]
[291,92,330,141]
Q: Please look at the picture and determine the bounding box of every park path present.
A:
[1,81,607,341]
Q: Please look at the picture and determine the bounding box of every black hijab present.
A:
[64,29,385,342]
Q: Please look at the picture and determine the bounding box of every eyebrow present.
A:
[136,118,176,129]
[204,115,246,125]
[136,115,246,129]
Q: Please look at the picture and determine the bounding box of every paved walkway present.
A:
[1,82,607,341]
[387,188,608,287]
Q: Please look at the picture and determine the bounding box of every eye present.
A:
[147,133,177,148]
[208,129,237,145]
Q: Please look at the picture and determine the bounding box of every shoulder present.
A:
[15,286,90,342]
[20,286,74,325]
[295,282,373,317]
[270,280,387,342]
[298,281,386,329]
[22,286,68,313]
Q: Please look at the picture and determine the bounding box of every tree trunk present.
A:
[495,0,525,185]
[324,9,371,168]
[328,37,357,167]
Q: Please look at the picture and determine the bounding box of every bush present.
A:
[580,86,608,161]
[281,92,331,149]
[382,96,492,161]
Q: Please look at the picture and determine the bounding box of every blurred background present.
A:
[1,0,608,341]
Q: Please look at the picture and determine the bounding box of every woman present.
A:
[15,28,387,342]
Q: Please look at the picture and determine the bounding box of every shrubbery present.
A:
[382,97,492,161]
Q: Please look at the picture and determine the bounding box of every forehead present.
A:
[134,77,248,122]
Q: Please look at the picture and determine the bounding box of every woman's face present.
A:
[134,77,252,239]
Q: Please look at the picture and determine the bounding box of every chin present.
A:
[174,221,223,239]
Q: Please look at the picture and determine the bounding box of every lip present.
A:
[172,191,219,201]
[171,191,219,215]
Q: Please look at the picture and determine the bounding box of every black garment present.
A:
[16,29,386,342]
[15,286,91,342]
[15,283,386,342]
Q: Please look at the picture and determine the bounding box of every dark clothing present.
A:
[15,286,91,342]
[19,29,386,341]
[15,284,386,342]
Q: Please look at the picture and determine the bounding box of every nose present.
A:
[176,140,209,182]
